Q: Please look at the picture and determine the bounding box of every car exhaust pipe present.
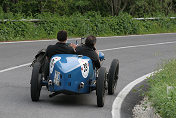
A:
[79,82,84,89]
[48,80,52,86]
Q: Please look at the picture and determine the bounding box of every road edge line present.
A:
[1,33,176,44]
[98,33,176,39]
[0,63,31,73]
[112,71,157,118]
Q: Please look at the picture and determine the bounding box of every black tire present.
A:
[36,54,45,73]
[96,67,107,107]
[31,62,42,101]
[108,59,119,95]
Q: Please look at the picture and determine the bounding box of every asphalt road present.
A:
[0,33,176,118]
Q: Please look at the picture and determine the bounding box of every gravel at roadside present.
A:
[132,97,161,118]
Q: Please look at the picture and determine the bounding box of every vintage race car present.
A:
[30,45,119,107]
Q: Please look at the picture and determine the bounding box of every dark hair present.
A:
[57,30,67,41]
[85,35,96,47]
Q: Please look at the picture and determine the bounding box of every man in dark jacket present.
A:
[45,30,76,59]
[76,35,100,69]
[44,30,76,79]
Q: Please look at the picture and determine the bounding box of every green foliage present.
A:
[147,60,176,118]
[0,21,42,41]
[0,12,176,41]
[129,0,163,17]
[0,7,4,19]
[0,0,175,17]
[132,13,176,35]
[0,0,109,16]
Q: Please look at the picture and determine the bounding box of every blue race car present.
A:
[30,43,119,107]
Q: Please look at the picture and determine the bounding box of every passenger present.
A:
[76,35,100,69]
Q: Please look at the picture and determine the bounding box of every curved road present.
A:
[0,33,176,118]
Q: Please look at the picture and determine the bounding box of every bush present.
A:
[147,60,176,118]
[0,12,176,41]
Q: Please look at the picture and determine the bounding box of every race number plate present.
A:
[78,59,89,78]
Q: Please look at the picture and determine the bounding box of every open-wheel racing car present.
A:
[30,41,119,107]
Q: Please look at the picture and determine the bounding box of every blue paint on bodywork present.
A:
[48,54,95,94]
[99,52,105,61]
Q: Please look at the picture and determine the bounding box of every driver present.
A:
[45,30,76,59]
[44,30,76,79]
[76,35,100,69]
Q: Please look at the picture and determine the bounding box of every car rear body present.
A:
[48,54,95,94]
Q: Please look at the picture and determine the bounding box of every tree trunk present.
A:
[121,0,128,12]
[108,0,114,16]
[11,0,18,4]
[3,1,8,13]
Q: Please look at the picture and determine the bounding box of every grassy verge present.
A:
[0,12,176,41]
[147,60,176,118]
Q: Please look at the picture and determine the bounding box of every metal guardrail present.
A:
[0,17,176,22]
[0,19,41,22]
[133,17,176,20]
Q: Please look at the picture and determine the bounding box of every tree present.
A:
[107,0,129,16]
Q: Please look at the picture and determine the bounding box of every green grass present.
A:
[147,60,176,118]
[0,13,176,41]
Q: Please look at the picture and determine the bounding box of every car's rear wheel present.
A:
[108,59,119,95]
[96,67,107,107]
[31,62,42,101]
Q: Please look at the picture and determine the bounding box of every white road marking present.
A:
[0,38,79,44]
[0,39,56,44]
[112,71,157,118]
[99,41,176,52]
[98,32,176,39]
[0,33,176,44]
[0,40,175,73]
[0,36,175,117]
[0,63,31,73]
